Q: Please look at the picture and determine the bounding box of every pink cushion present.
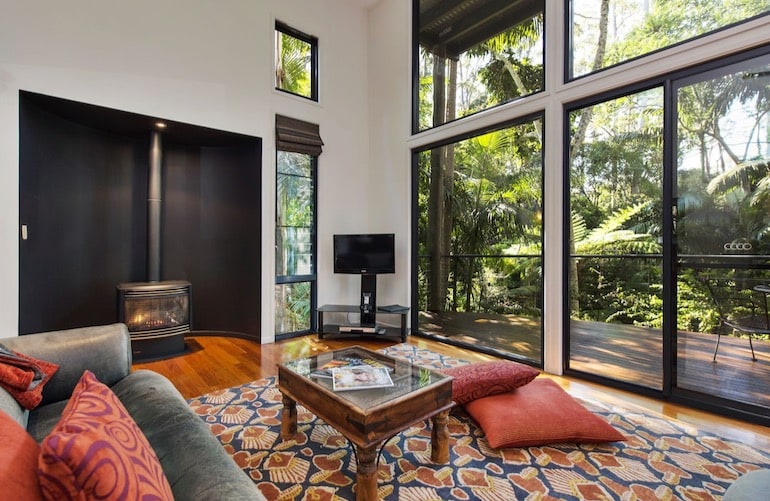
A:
[37,370,173,500]
[441,360,539,404]
[464,378,626,448]
[0,410,44,500]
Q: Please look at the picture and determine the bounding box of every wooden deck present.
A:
[419,311,770,409]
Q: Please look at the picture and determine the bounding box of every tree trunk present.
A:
[428,54,448,312]
[568,0,610,316]
[442,60,457,309]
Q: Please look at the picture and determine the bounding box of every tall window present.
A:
[416,118,544,363]
[275,21,319,101]
[567,88,665,389]
[275,116,323,337]
[413,0,544,132]
[569,0,770,80]
[411,0,770,423]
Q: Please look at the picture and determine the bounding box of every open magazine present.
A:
[331,365,394,391]
[310,356,392,379]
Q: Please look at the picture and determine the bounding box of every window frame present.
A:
[275,20,319,102]
[275,151,318,338]
[411,0,546,134]
[274,114,323,339]
[565,0,770,82]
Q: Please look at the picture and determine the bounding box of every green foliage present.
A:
[676,274,721,333]
[605,0,770,69]
[418,120,543,316]
[276,32,312,97]
[417,0,770,341]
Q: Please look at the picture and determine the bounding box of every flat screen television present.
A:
[333,233,395,274]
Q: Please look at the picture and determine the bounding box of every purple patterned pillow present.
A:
[37,370,173,500]
[441,360,539,404]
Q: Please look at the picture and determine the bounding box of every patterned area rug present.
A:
[188,344,770,500]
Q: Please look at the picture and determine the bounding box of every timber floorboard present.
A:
[132,333,770,451]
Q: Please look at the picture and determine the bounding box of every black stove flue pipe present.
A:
[148,131,162,282]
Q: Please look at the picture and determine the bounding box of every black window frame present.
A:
[274,114,323,339]
[275,20,319,102]
[564,0,770,83]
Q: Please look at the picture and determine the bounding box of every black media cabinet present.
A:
[317,304,409,342]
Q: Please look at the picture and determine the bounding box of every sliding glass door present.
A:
[415,118,544,364]
[675,53,770,410]
[567,49,770,420]
[567,88,665,390]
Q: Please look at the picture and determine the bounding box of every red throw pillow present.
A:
[464,378,626,448]
[0,410,44,500]
[38,370,173,500]
[441,360,539,404]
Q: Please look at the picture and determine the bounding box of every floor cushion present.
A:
[441,360,539,404]
[464,378,626,448]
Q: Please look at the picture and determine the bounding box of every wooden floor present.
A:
[422,311,770,407]
[133,333,770,451]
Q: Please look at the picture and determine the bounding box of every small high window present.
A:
[275,21,318,101]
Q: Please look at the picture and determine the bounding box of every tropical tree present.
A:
[571,202,661,324]
[275,31,311,97]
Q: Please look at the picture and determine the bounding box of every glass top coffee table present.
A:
[277,345,453,501]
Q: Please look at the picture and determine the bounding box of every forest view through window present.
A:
[415,0,544,132]
[275,151,316,337]
[570,0,770,79]
[275,21,318,101]
[416,118,544,363]
[567,51,770,410]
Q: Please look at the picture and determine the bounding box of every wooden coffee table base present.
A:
[280,397,451,501]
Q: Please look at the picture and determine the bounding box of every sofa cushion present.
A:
[26,399,69,444]
[464,378,626,448]
[111,370,263,500]
[38,370,173,500]
[441,360,539,404]
[1,324,131,406]
[0,385,29,428]
[0,409,44,500]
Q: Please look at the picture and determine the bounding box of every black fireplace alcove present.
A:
[19,91,262,343]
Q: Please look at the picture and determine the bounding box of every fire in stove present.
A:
[117,280,191,359]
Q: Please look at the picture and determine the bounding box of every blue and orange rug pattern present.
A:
[188,344,770,500]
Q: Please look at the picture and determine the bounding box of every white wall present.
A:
[0,0,372,340]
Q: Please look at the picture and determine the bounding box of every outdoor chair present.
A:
[704,277,770,362]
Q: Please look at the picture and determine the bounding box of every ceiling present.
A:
[419,0,542,59]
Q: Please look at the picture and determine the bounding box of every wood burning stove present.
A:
[117,130,190,360]
[118,280,191,359]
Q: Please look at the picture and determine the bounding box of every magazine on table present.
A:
[310,356,393,379]
[331,365,394,391]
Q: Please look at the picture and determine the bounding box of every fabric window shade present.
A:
[276,115,323,156]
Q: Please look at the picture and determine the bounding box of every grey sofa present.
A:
[0,323,265,500]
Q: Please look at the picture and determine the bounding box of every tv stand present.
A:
[359,274,377,325]
[317,304,409,342]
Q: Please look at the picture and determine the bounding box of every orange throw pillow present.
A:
[464,378,626,448]
[441,360,539,404]
[0,410,44,500]
[38,370,173,500]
